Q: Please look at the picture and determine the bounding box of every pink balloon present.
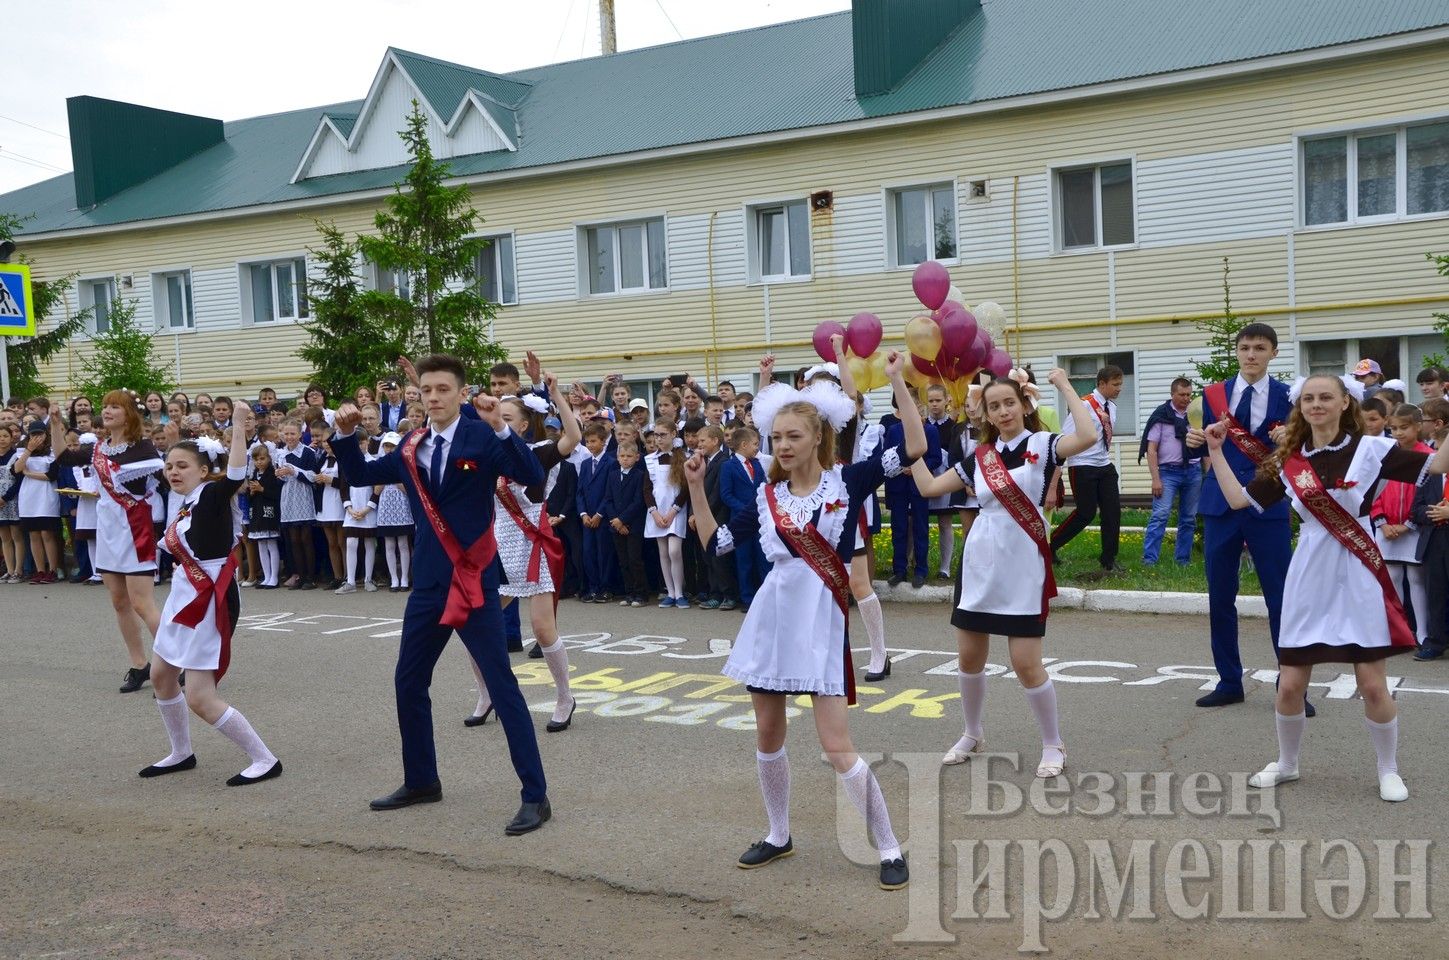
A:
[937,303,978,362]
[910,352,942,380]
[844,312,883,358]
[912,261,951,311]
[811,321,846,363]
[986,348,1013,379]
[961,328,991,370]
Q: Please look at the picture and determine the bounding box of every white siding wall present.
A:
[192,267,240,331]
[1137,144,1296,247]
[710,209,747,287]
[336,67,438,176]
[446,102,511,158]
[828,193,885,276]
[958,173,1052,264]
[667,213,711,291]
[514,229,577,304]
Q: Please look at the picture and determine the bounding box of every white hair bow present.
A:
[195,436,227,463]
[518,394,549,415]
[1008,367,1040,411]
[1287,375,1364,405]
[751,381,857,437]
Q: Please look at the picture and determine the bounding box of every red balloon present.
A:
[961,328,991,371]
[912,261,951,311]
[986,348,1013,379]
[910,352,942,380]
[844,312,883,358]
[938,304,978,362]
[811,321,846,363]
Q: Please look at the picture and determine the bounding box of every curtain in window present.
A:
[166,274,190,328]
[760,208,785,277]
[250,265,273,323]
[92,282,111,333]
[1408,122,1449,215]
[496,235,516,303]
[895,188,928,265]
[619,223,646,289]
[1304,137,1348,225]
[1099,163,1134,245]
[786,202,810,276]
[587,228,615,294]
[646,219,667,288]
[1356,133,1396,217]
[1059,169,1095,247]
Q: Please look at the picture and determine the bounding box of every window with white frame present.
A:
[1301,334,1444,402]
[79,277,116,335]
[1055,161,1135,250]
[750,201,810,281]
[1302,119,1449,226]
[151,270,194,330]
[472,234,516,305]
[582,219,667,295]
[889,183,956,266]
[244,257,308,324]
[1062,351,1137,431]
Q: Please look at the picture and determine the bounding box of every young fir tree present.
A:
[355,101,506,384]
[0,212,86,400]
[1189,258,1256,387]
[73,293,174,400]
[297,221,402,399]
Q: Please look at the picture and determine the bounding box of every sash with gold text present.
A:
[976,443,1057,620]
[1204,381,1273,466]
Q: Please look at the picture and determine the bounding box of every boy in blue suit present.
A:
[1188,323,1309,714]
[881,399,941,588]
[605,439,649,605]
[331,354,552,835]
[575,422,617,602]
[720,425,769,609]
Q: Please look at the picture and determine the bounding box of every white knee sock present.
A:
[385,538,400,587]
[952,669,987,752]
[1406,566,1429,642]
[1024,679,1064,767]
[668,537,684,598]
[154,692,192,767]
[756,747,791,846]
[212,706,277,778]
[258,539,280,586]
[363,539,377,583]
[938,523,954,576]
[539,637,574,723]
[344,538,360,585]
[839,758,900,861]
[1275,711,1306,774]
[398,539,411,587]
[1364,716,1398,777]
[859,593,887,674]
[469,654,491,718]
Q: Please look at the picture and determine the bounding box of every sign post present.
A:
[0,263,36,404]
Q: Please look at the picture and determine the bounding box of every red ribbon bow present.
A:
[1023,450,1041,464]
[1333,478,1358,490]
[455,458,477,472]
[824,499,847,513]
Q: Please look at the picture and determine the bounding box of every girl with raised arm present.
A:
[685,351,925,891]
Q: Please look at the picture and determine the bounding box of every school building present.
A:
[4,0,1449,493]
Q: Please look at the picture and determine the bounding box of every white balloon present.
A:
[947,285,965,307]
[974,301,1007,336]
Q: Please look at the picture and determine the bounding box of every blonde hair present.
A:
[1259,374,1365,480]
[765,401,836,483]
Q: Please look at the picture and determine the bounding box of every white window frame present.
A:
[1295,114,1449,230]
[576,215,670,298]
[1048,157,1138,254]
[744,198,812,284]
[1054,349,1139,435]
[1296,331,1445,402]
[469,231,518,305]
[149,267,195,333]
[77,275,117,337]
[883,179,959,269]
[238,254,309,326]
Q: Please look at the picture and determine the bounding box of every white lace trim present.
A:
[770,469,846,529]
[98,439,130,457]
[722,663,847,698]
[1303,432,1351,457]
[881,446,904,478]
[714,524,736,556]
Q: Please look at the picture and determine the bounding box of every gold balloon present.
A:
[904,315,943,362]
[845,354,872,392]
[866,350,890,391]
[1187,396,1204,430]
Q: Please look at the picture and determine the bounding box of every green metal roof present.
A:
[7,0,1449,237]
[325,113,357,137]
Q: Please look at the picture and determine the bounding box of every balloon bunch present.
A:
[902,261,1012,408]
[810,311,892,391]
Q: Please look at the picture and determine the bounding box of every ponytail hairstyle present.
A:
[976,378,1042,446]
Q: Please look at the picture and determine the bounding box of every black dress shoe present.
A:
[1195,688,1245,708]
[528,643,545,659]
[120,663,151,694]
[738,837,793,869]
[911,573,926,589]
[505,797,552,835]
[1303,697,1316,719]
[227,760,282,786]
[299,580,317,591]
[506,638,525,652]
[464,704,494,727]
[887,573,906,587]
[370,782,442,810]
[864,658,892,683]
[879,856,909,890]
[139,754,196,778]
[546,698,577,733]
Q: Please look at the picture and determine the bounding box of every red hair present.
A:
[101,389,145,443]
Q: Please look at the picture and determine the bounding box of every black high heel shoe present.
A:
[546,698,577,732]
[464,704,495,727]
[864,658,891,683]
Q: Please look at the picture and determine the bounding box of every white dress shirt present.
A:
[1228,372,1271,433]
[416,414,463,487]
[1060,389,1115,468]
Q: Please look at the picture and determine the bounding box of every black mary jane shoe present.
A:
[738,837,793,869]
[505,798,552,835]
[119,663,151,694]
[879,857,909,890]
[370,781,442,811]
[545,698,577,733]
[227,760,283,786]
[464,704,495,727]
[528,643,545,659]
[139,754,196,778]
[864,658,892,683]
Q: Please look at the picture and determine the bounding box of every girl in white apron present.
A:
[1205,374,1449,803]
[142,428,282,786]
[684,352,925,891]
[908,370,1100,780]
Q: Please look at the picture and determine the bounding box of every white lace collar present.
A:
[770,468,845,529]
[1303,432,1351,457]
[99,437,130,456]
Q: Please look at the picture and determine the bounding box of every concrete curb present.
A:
[872,580,1268,617]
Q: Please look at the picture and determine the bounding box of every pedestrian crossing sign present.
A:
[0,264,34,336]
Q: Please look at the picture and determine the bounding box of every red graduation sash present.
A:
[763,483,856,705]
[164,503,240,683]
[496,475,564,609]
[976,443,1057,620]
[93,444,158,563]
[1086,394,1112,446]
[401,428,499,630]
[1204,381,1273,466]
[1282,450,1416,649]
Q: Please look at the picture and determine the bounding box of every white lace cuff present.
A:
[714,525,736,556]
[881,446,903,478]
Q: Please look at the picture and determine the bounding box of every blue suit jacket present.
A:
[331,417,543,592]
[881,415,939,495]
[604,466,647,529]
[1198,375,1292,519]
[720,455,765,517]
[576,454,615,518]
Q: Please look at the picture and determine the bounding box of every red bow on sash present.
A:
[496,476,565,611]
[1204,381,1274,465]
[93,444,157,563]
[763,484,857,704]
[401,429,498,629]
[977,444,1057,620]
[164,508,239,683]
[1282,451,1416,649]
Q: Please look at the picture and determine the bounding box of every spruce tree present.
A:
[1189,258,1254,386]
[297,222,400,398]
[73,293,174,399]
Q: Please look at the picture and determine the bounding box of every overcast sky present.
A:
[1,0,846,195]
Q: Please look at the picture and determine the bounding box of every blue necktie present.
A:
[1234,383,1254,433]
[429,434,445,496]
